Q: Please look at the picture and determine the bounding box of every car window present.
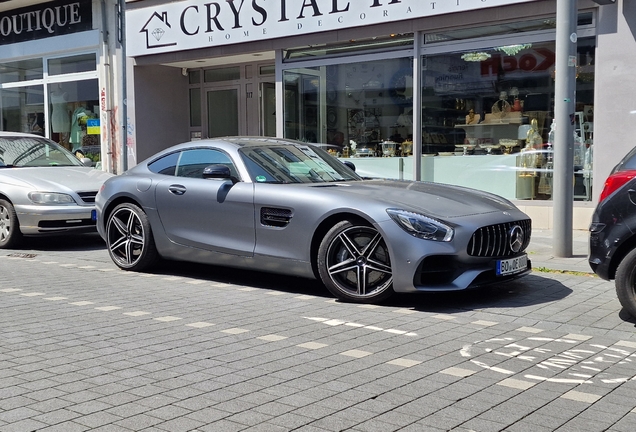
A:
[240,145,359,184]
[148,152,179,175]
[0,136,83,167]
[613,146,636,173]
[175,148,238,179]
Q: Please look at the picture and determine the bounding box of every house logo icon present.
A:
[140,11,177,50]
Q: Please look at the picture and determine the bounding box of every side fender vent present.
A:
[261,207,293,227]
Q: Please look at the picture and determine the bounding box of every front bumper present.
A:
[377,218,532,293]
[15,204,97,235]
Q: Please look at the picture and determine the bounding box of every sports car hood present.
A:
[325,179,519,219]
[0,167,113,192]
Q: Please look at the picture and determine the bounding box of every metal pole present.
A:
[412,31,422,181]
[553,0,577,256]
[118,0,128,172]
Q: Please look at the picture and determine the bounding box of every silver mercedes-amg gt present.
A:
[96,137,532,303]
[0,132,113,248]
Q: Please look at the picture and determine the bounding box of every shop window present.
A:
[0,58,43,83]
[204,66,240,83]
[417,37,594,201]
[48,54,96,75]
[424,13,593,44]
[283,57,413,154]
[284,34,413,61]
[259,65,275,76]
[48,79,101,164]
[1,85,44,134]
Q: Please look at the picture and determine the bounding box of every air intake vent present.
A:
[467,219,532,257]
[77,191,98,204]
[261,207,292,227]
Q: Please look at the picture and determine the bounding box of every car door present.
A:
[154,148,255,256]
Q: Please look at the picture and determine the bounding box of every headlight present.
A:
[387,209,453,242]
[28,192,76,205]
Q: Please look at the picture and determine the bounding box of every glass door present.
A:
[260,82,276,137]
[206,86,241,138]
[283,69,325,144]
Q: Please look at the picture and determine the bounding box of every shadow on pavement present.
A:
[9,233,106,252]
[618,308,636,325]
[386,274,572,312]
[153,259,333,299]
[146,260,572,312]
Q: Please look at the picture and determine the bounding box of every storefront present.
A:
[125,0,634,228]
[0,0,125,172]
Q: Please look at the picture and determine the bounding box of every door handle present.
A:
[168,185,186,195]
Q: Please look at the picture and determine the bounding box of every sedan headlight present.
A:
[387,209,453,242]
[28,192,76,205]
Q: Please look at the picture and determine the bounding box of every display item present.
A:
[465,109,480,125]
[50,89,71,133]
[70,106,90,151]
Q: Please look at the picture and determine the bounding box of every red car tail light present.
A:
[599,170,636,203]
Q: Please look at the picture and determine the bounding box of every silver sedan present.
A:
[96,137,532,304]
[0,132,113,248]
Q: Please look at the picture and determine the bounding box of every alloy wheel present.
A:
[0,204,10,243]
[325,226,393,299]
[107,206,146,268]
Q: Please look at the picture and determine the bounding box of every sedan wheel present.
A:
[615,248,636,318]
[318,220,394,303]
[106,203,158,271]
[0,199,22,249]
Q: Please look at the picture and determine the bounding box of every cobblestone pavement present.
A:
[1,233,636,432]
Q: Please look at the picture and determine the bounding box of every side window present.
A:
[148,152,180,176]
[175,148,238,179]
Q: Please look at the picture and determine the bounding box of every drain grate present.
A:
[7,253,37,258]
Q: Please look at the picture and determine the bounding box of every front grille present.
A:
[467,219,532,257]
[77,191,98,204]
[260,207,293,227]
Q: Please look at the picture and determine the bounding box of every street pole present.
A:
[412,31,422,181]
[553,0,577,256]
[118,0,128,172]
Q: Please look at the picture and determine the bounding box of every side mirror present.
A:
[343,160,356,172]
[80,157,93,167]
[202,164,239,183]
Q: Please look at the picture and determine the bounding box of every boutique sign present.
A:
[0,0,92,46]
[127,0,538,57]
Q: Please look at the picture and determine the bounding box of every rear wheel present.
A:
[317,220,394,303]
[615,248,636,318]
[0,199,22,249]
[106,203,158,271]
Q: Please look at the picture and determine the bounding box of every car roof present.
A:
[0,131,51,139]
[159,137,312,153]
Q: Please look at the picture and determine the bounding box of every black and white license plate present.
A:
[496,254,528,276]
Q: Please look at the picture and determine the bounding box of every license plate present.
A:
[497,254,528,276]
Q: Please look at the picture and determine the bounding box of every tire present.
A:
[0,199,22,249]
[615,248,636,318]
[317,219,394,303]
[106,202,158,271]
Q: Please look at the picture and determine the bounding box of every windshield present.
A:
[0,136,83,167]
[239,144,360,184]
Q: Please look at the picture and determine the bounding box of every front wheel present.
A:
[0,199,22,249]
[317,220,394,303]
[615,248,636,318]
[106,202,158,271]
